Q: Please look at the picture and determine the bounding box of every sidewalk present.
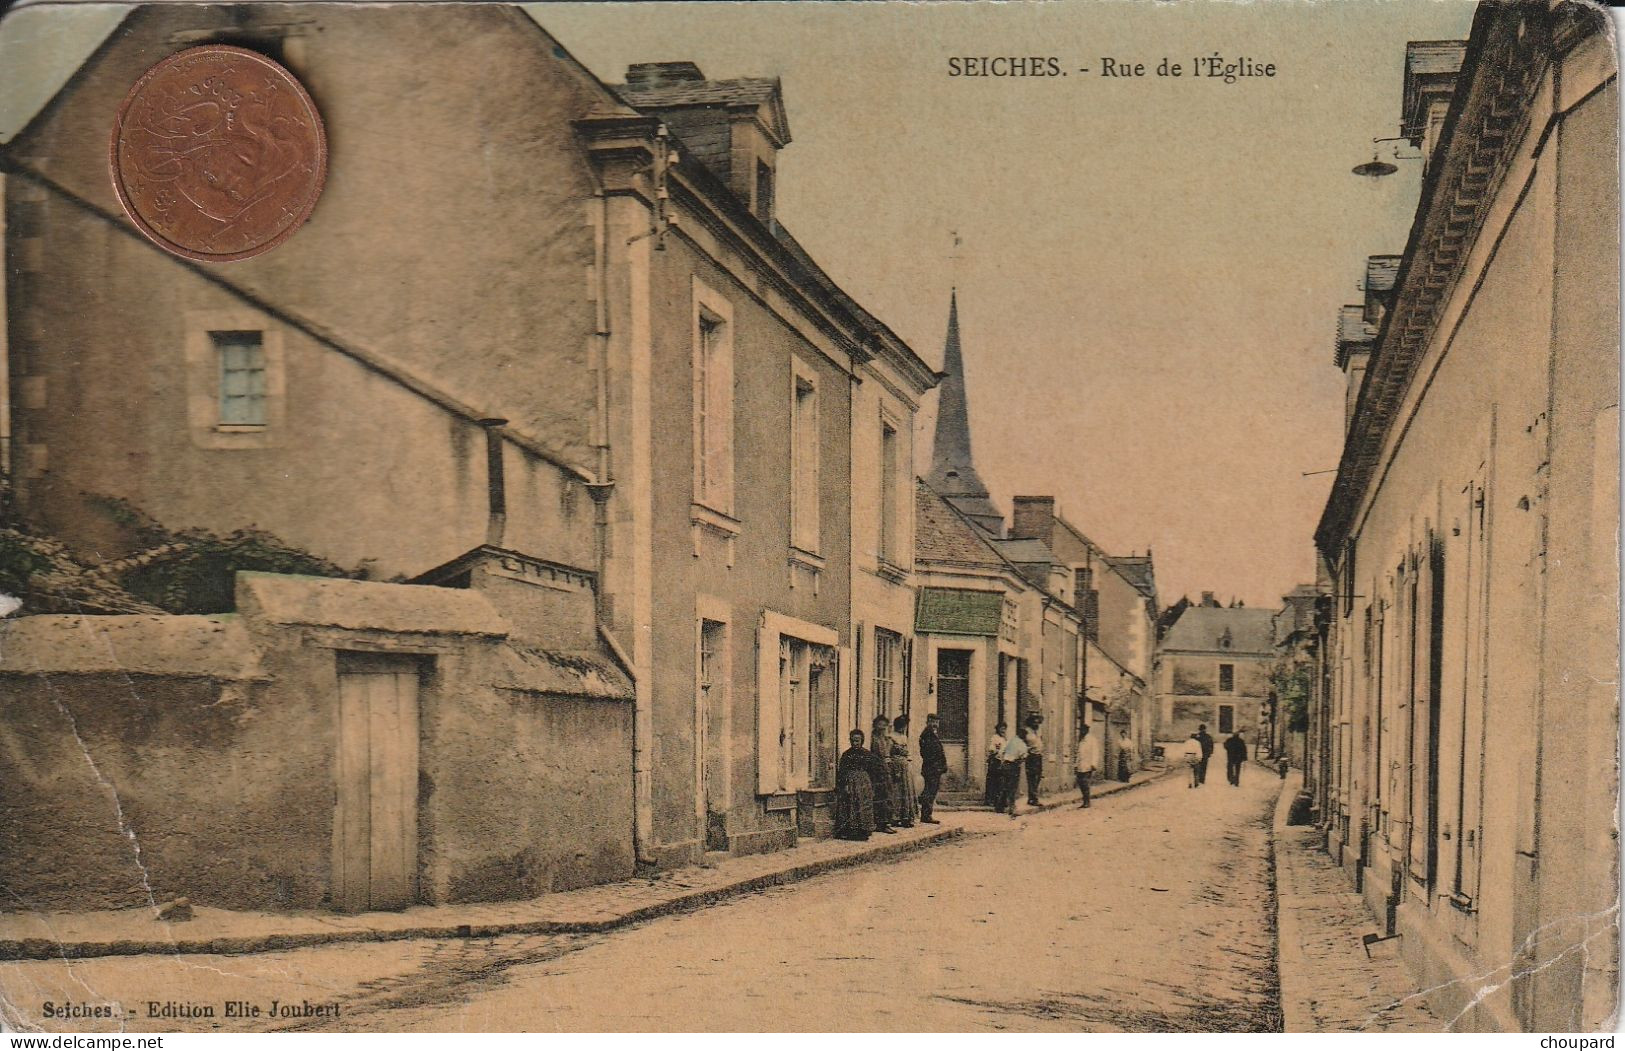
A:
[1272,770,1441,1032]
[4,765,1176,963]
[0,821,961,961]
[937,762,1171,813]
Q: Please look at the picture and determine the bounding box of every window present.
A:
[692,288,734,513]
[771,636,836,792]
[1218,663,1235,693]
[1218,704,1235,735]
[879,421,900,564]
[755,161,775,222]
[757,614,839,795]
[874,628,902,717]
[214,330,267,426]
[791,368,819,552]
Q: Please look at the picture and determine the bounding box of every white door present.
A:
[334,653,420,912]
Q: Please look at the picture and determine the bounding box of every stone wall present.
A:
[0,574,635,914]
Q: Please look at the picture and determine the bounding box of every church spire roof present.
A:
[926,289,1004,536]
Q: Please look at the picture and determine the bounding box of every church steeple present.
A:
[926,290,1005,536]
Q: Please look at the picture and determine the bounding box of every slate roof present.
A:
[1161,606,1280,656]
[1365,255,1402,294]
[915,479,1005,568]
[992,538,1054,565]
[618,76,781,108]
[1336,305,1380,368]
[1406,40,1468,77]
[1104,554,1156,599]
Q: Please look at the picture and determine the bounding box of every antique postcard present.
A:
[0,0,1618,1035]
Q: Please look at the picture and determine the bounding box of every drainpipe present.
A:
[583,155,649,867]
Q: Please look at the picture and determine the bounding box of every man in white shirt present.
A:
[997,730,1029,816]
[1181,734,1204,788]
[1075,724,1104,808]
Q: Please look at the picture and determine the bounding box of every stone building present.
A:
[1006,496,1159,770]
[0,4,924,906]
[1156,601,1278,749]
[1312,4,1618,1030]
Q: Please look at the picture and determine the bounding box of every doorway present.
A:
[698,619,730,852]
[334,652,422,913]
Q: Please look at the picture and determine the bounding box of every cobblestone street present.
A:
[2,770,1295,1033]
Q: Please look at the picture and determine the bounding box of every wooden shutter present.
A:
[757,619,782,794]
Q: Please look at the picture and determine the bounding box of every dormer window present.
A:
[755,161,775,222]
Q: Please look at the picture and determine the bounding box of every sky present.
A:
[533,0,1478,609]
[0,0,1480,609]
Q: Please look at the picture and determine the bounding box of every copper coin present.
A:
[109,45,327,263]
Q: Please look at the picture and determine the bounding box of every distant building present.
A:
[1005,496,1159,769]
[1268,583,1327,768]
[1313,7,1617,1031]
[1157,604,1278,747]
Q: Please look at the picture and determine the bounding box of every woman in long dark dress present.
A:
[834,730,878,840]
[868,716,898,832]
[890,714,918,828]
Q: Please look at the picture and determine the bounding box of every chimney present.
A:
[1201,591,1219,608]
[1010,496,1056,544]
[625,61,705,90]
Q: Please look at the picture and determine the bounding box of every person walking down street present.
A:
[985,721,1009,807]
[867,717,897,832]
[834,730,880,840]
[1181,734,1204,789]
[890,714,918,828]
[1075,724,1103,808]
[1224,731,1248,786]
[1115,728,1136,783]
[918,713,948,824]
[1022,714,1045,806]
[997,729,1029,817]
[1194,724,1216,786]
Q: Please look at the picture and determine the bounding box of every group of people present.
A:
[986,716,1139,816]
[1177,723,1250,787]
[834,712,950,840]
[835,710,1149,836]
[983,714,1044,816]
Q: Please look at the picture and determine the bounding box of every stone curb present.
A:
[0,825,965,962]
[1270,769,1314,1033]
[937,763,1177,814]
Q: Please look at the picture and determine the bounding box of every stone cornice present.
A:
[1316,1,1553,557]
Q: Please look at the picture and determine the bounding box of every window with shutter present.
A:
[693,281,735,515]
[791,367,819,552]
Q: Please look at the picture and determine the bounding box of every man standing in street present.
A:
[997,728,1029,817]
[1075,723,1102,808]
[918,713,948,824]
[1022,713,1045,806]
[1181,733,1203,788]
[1195,723,1215,786]
[985,721,1008,807]
[1224,730,1248,786]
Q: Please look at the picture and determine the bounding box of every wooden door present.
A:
[936,650,971,743]
[334,653,420,912]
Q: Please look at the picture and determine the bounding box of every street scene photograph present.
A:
[0,0,1618,1035]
